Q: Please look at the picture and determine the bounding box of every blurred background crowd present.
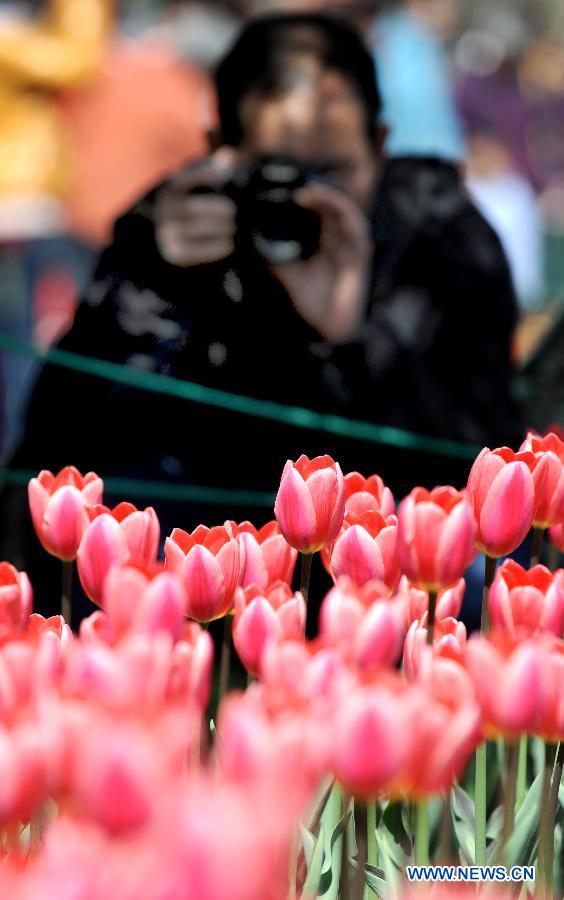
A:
[1,0,564,456]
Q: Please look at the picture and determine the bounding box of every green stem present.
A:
[437,793,453,864]
[530,526,544,567]
[426,590,437,646]
[500,741,519,864]
[481,555,497,634]
[475,742,488,865]
[339,793,351,900]
[366,800,378,874]
[353,803,367,900]
[217,615,232,704]
[61,559,73,626]
[415,799,430,866]
[538,742,557,889]
[516,735,528,811]
[300,552,313,606]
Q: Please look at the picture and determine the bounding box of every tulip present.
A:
[404,616,467,681]
[319,578,403,671]
[165,524,242,622]
[327,509,400,591]
[397,576,465,627]
[397,486,476,592]
[0,562,32,638]
[233,584,306,677]
[343,471,395,518]
[28,466,103,560]
[274,454,345,554]
[467,448,535,558]
[519,431,564,528]
[226,520,297,589]
[489,559,564,638]
[331,683,411,798]
[77,503,160,605]
[102,562,187,643]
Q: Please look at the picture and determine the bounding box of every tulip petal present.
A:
[275,466,317,552]
[479,462,534,557]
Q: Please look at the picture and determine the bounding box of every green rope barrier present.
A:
[0,468,276,509]
[0,332,481,461]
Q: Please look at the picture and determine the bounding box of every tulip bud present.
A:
[343,471,395,518]
[397,486,476,591]
[0,563,32,638]
[489,559,564,638]
[467,448,535,557]
[274,455,345,553]
[77,503,160,605]
[328,510,400,590]
[165,524,242,623]
[103,563,187,642]
[519,431,564,528]
[233,585,306,677]
[226,520,297,589]
[28,466,103,560]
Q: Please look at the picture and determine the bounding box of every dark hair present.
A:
[215,14,382,146]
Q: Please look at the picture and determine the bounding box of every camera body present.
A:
[192,156,330,266]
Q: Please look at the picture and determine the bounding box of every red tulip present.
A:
[28,466,103,560]
[226,520,297,589]
[233,583,306,677]
[489,559,564,638]
[397,486,476,591]
[467,448,535,557]
[77,503,160,604]
[327,509,400,591]
[0,562,32,638]
[102,562,187,642]
[165,524,242,622]
[274,454,345,553]
[519,431,564,528]
[343,471,395,518]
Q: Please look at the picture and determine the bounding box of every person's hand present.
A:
[155,148,239,268]
[272,183,373,345]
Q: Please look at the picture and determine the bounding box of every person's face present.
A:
[237,68,385,214]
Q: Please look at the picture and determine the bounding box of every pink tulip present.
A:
[0,562,32,638]
[274,454,345,553]
[327,509,400,591]
[331,682,412,798]
[165,524,242,622]
[404,616,467,681]
[102,562,187,642]
[489,559,564,638]
[77,502,160,605]
[343,471,395,517]
[397,576,465,627]
[549,522,564,552]
[519,431,564,528]
[464,632,564,739]
[397,486,476,591]
[226,520,297,588]
[233,584,306,677]
[28,466,103,560]
[467,447,535,557]
[319,578,403,671]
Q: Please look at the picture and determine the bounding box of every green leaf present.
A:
[318,786,348,900]
[303,825,326,895]
[490,771,543,867]
[380,802,410,865]
[451,785,476,864]
[300,824,316,871]
[486,805,503,840]
[374,828,401,898]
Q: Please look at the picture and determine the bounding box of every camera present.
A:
[193,155,331,266]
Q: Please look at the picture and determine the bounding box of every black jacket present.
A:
[1,158,522,613]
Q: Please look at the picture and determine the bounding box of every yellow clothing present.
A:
[0,0,112,198]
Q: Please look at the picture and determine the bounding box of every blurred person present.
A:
[1,14,520,613]
[0,0,112,453]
